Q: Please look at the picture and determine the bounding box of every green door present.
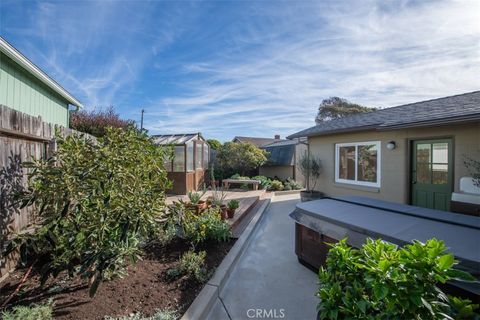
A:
[411,139,453,211]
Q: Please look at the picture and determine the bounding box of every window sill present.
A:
[333,182,380,193]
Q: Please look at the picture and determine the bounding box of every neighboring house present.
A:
[259,139,307,186]
[153,133,210,194]
[232,135,282,148]
[233,134,307,185]
[288,91,480,212]
[0,37,82,127]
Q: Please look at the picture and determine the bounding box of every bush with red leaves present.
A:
[70,106,135,137]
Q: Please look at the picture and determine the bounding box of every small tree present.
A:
[216,142,268,176]
[315,97,376,124]
[70,106,135,137]
[299,151,323,191]
[8,127,172,297]
[207,139,222,150]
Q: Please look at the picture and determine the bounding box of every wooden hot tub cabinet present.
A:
[290,196,480,303]
[295,223,336,271]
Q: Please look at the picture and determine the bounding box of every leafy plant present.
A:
[299,151,323,191]
[187,189,206,205]
[251,175,271,189]
[317,238,477,320]
[449,296,480,319]
[206,139,222,151]
[177,206,231,245]
[179,250,208,282]
[268,180,284,191]
[284,178,302,190]
[216,142,268,176]
[7,127,172,297]
[104,309,178,320]
[227,199,239,210]
[1,300,53,320]
[70,106,135,137]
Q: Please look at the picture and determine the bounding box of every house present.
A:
[259,139,307,186]
[0,37,82,127]
[232,134,307,185]
[153,133,210,194]
[288,91,480,212]
[232,135,283,148]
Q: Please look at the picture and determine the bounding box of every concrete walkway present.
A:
[207,194,318,320]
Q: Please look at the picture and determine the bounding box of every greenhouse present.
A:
[153,133,209,194]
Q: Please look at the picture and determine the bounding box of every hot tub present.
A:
[290,196,480,302]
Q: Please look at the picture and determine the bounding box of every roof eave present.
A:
[0,37,83,109]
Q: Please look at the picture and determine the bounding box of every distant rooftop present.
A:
[152,133,204,145]
[288,91,480,139]
[232,135,284,147]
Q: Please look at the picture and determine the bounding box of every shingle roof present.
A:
[288,91,480,139]
[232,136,283,147]
[152,133,204,145]
[263,144,295,166]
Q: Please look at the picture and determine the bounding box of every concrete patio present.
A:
[207,194,318,320]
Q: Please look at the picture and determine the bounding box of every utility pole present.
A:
[140,109,145,130]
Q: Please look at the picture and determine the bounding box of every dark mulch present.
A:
[0,238,235,319]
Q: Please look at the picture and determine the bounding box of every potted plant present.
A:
[187,190,207,214]
[210,183,227,219]
[227,199,239,218]
[299,151,324,202]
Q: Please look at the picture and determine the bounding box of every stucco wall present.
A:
[259,165,294,181]
[308,122,480,204]
[0,52,69,127]
[294,143,307,187]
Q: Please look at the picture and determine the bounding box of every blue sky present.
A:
[1,0,479,141]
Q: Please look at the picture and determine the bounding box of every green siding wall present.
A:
[0,52,70,127]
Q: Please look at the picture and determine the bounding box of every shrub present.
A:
[1,301,53,320]
[180,207,230,245]
[179,250,207,282]
[252,175,271,189]
[70,106,135,137]
[317,238,477,319]
[217,142,268,176]
[284,178,302,190]
[105,309,178,320]
[187,190,206,205]
[268,180,284,191]
[8,127,172,297]
[227,199,239,210]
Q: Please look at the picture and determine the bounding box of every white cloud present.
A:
[146,0,480,140]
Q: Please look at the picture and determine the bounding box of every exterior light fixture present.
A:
[386,141,396,150]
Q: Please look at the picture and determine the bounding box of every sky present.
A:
[1,0,479,141]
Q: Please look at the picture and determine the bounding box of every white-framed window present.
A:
[335,141,381,188]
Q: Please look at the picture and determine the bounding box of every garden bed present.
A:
[0,238,235,319]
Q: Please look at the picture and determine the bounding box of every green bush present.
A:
[317,238,477,319]
[2,301,53,320]
[104,309,177,320]
[268,180,284,191]
[8,127,172,297]
[217,142,268,176]
[180,206,231,245]
[179,250,207,282]
[252,175,271,189]
[227,199,239,210]
[284,178,302,190]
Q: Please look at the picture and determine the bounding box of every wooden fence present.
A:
[0,104,90,280]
